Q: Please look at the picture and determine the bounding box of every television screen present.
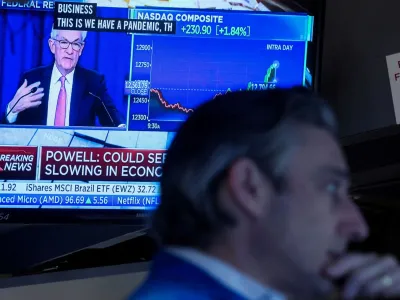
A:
[0,0,324,223]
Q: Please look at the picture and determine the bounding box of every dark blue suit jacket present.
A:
[3,64,123,127]
[129,251,247,300]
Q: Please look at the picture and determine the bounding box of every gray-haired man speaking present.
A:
[131,88,400,300]
[3,27,124,127]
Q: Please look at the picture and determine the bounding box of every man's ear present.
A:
[48,39,55,54]
[227,158,273,219]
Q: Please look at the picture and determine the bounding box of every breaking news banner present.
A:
[40,147,165,182]
[54,2,176,34]
[0,146,38,180]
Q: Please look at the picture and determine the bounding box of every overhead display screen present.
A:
[0,0,321,212]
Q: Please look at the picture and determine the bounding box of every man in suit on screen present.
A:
[3,27,124,127]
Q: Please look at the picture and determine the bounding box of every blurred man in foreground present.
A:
[3,26,124,127]
[130,88,400,300]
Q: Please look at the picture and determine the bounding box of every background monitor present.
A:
[0,0,325,224]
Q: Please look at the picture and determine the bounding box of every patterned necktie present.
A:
[54,76,66,126]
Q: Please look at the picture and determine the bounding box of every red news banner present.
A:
[40,147,165,182]
[0,146,38,180]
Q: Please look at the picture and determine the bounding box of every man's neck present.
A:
[56,64,74,77]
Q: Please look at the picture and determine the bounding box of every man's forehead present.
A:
[57,30,82,41]
[289,127,347,173]
[316,164,349,179]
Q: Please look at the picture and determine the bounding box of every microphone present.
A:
[88,92,116,127]
[5,87,39,120]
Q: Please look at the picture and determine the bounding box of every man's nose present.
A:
[65,44,73,54]
[337,198,369,242]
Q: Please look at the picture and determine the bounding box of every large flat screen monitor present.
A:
[0,0,325,224]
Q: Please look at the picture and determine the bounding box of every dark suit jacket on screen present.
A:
[128,251,247,300]
[3,64,123,127]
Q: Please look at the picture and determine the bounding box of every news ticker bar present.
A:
[0,1,313,42]
[0,193,159,208]
[49,2,314,41]
[0,182,159,195]
[54,3,176,34]
[2,1,313,42]
[0,146,164,182]
[53,3,312,41]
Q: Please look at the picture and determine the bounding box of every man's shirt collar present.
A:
[168,247,286,300]
[51,63,75,85]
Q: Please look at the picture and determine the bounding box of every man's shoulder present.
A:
[129,282,210,300]
[128,251,246,300]
[130,278,245,300]
[128,251,209,299]
[76,65,103,80]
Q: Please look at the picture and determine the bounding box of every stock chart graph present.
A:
[148,59,280,122]
[149,88,193,122]
[128,33,307,131]
[148,87,233,122]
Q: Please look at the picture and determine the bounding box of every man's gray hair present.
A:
[50,25,87,41]
[152,88,338,248]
